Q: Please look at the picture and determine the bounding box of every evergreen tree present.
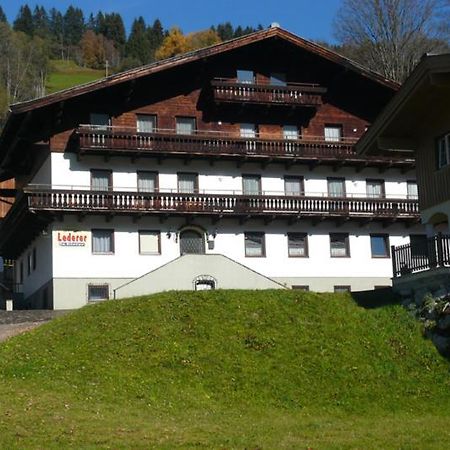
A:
[63,6,84,46]
[147,19,164,61]
[105,13,126,52]
[13,5,34,35]
[86,13,96,31]
[126,17,151,64]
[0,6,7,23]
[49,8,64,58]
[33,6,49,39]
[216,22,234,41]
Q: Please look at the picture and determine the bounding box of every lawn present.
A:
[46,59,105,94]
[1,290,449,448]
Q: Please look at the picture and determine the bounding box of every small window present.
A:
[370,234,390,258]
[288,233,308,257]
[88,284,109,301]
[240,123,258,138]
[330,233,350,257]
[283,125,299,140]
[178,172,198,193]
[284,176,304,196]
[32,248,37,271]
[91,169,112,191]
[407,180,418,199]
[237,69,254,84]
[292,285,309,291]
[27,253,32,276]
[137,114,156,133]
[324,125,343,142]
[327,177,346,198]
[366,179,385,198]
[90,113,111,129]
[137,171,158,192]
[245,232,265,257]
[242,174,261,195]
[139,231,161,254]
[437,132,450,169]
[176,117,196,135]
[270,72,287,86]
[334,285,351,293]
[92,229,114,254]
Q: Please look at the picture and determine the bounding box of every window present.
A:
[27,253,32,276]
[178,172,198,193]
[366,179,385,198]
[283,125,299,140]
[88,284,109,301]
[91,169,112,191]
[284,176,304,196]
[90,113,110,129]
[410,234,428,258]
[240,123,258,138]
[139,231,160,254]
[370,234,390,258]
[245,232,265,257]
[288,233,308,257]
[327,177,346,197]
[292,285,309,291]
[32,248,37,271]
[330,233,350,257]
[180,230,205,255]
[176,117,196,135]
[242,175,261,195]
[136,114,156,133]
[137,171,158,192]
[237,69,254,84]
[92,229,114,254]
[324,125,343,142]
[334,285,351,293]
[270,72,287,86]
[437,132,450,169]
[407,180,418,199]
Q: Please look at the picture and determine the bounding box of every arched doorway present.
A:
[428,212,449,234]
[179,229,205,255]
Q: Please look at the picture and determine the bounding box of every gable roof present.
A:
[9,26,398,115]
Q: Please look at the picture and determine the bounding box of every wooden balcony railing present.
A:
[211,78,327,107]
[75,126,362,159]
[392,234,450,278]
[25,188,419,221]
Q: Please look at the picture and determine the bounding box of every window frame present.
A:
[370,234,390,258]
[366,179,385,199]
[175,116,196,135]
[287,232,309,258]
[327,177,346,198]
[138,230,161,255]
[92,229,115,255]
[32,248,37,271]
[87,284,110,301]
[324,124,343,142]
[137,171,159,193]
[334,285,351,293]
[406,180,418,200]
[242,174,262,196]
[284,176,304,197]
[177,172,199,193]
[90,169,112,191]
[244,232,266,258]
[330,233,350,258]
[292,285,310,291]
[436,132,450,169]
[237,69,255,84]
[136,113,157,133]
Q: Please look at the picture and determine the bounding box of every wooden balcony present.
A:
[73,126,415,172]
[392,234,450,278]
[25,188,419,223]
[211,78,327,107]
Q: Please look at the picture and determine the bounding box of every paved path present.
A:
[0,310,70,342]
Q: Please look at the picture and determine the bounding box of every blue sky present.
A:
[1,0,343,43]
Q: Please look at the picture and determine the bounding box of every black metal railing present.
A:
[392,233,450,277]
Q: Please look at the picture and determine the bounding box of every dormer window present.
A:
[237,70,254,84]
[270,72,287,86]
[324,124,343,142]
[437,132,450,169]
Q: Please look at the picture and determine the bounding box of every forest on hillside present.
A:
[0,1,448,128]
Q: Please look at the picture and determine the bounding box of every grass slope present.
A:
[46,59,104,94]
[1,290,450,449]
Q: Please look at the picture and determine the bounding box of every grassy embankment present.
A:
[46,59,104,94]
[1,290,450,449]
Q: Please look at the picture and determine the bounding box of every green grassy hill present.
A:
[46,60,105,94]
[1,290,450,449]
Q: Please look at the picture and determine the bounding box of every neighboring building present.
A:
[0,26,422,310]
[357,53,450,298]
